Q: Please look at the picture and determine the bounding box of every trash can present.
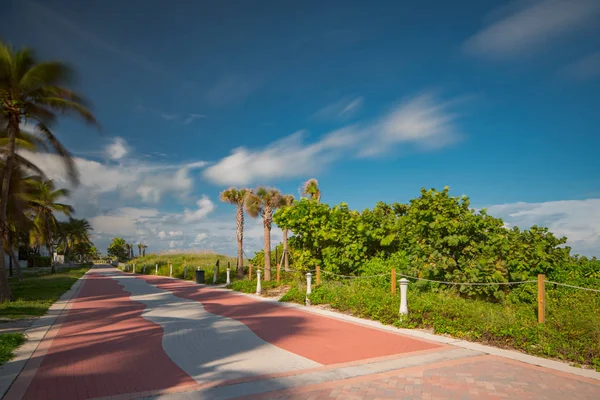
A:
[195,268,205,284]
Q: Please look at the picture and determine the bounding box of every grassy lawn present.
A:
[0,266,90,320]
[125,252,237,283]
[0,333,26,364]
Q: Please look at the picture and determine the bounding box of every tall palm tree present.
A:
[280,194,294,271]
[26,178,73,272]
[220,187,251,278]
[245,187,284,281]
[142,244,147,257]
[302,178,321,203]
[0,41,97,301]
[58,218,92,261]
[137,243,142,257]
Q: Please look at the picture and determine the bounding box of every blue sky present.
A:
[1,0,599,256]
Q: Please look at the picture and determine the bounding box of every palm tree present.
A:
[0,41,97,301]
[142,244,147,257]
[220,188,251,278]
[137,243,142,257]
[280,194,294,271]
[245,187,284,281]
[58,218,93,262]
[26,178,73,272]
[302,178,321,203]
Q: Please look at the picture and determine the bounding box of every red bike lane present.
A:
[5,272,196,400]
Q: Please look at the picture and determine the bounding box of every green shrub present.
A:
[230,279,280,293]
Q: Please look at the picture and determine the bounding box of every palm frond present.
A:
[36,97,98,126]
[19,61,72,91]
[35,122,79,185]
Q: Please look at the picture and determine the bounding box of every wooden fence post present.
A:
[538,274,546,323]
[276,264,281,283]
[249,264,253,281]
[391,269,396,295]
[316,266,321,285]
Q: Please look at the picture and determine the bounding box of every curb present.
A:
[0,265,95,398]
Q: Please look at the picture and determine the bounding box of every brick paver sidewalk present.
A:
[245,356,600,400]
[3,266,599,400]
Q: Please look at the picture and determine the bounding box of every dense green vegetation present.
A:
[0,266,90,320]
[0,333,26,365]
[274,187,598,300]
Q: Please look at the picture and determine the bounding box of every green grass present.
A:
[0,333,26,364]
[123,252,238,283]
[276,278,600,371]
[0,266,90,320]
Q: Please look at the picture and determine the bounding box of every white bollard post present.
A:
[169,264,173,278]
[133,263,136,274]
[256,269,262,294]
[213,266,218,284]
[226,268,231,286]
[184,265,187,279]
[155,264,158,275]
[143,265,146,274]
[399,278,409,315]
[306,272,312,306]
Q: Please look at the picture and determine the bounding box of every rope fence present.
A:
[544,280,600,293]
[398,274,537,286]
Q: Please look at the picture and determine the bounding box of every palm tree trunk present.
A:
[283,229,290,271]
[263,206,272,281]
[236,203,244,278]
[7,231,13,277]
[0,115,19,301]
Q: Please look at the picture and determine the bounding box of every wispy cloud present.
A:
[312,96,364,121]
[137,105,206,124]
[204,75,261,107]
[184,114,206,125]
[203,92,460,185]
[464,0,600,59]
[486,198,600,257]
[564,51,600,80]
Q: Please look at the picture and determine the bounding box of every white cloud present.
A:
[204,92,459,185]
[21,147,207,205]
[193,233,208,243]
[203,128,356,185]
[91,207,160,237]
[158,231,167,239]
[183,196,216,222]
[313,97,364,121]
[486,198,600,257]
[105,137,128,160]
[358,93,459,157]
[464,0,600,58]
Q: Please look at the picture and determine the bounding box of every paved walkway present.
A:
[2,265,599,400]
